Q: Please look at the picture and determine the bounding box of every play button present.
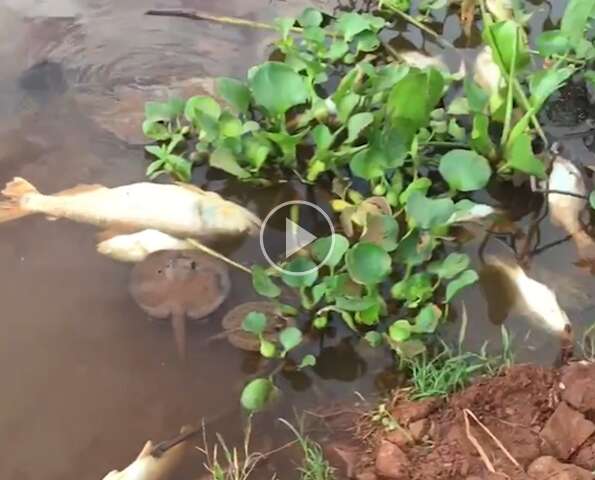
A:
[285,218,317,258]
[260,200,335,276]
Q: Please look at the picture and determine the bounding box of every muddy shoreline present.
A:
[330,362,595,480]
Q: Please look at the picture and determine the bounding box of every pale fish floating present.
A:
[483,255,572,338]
[97,229,195,263]
[0,177,261,238]
[548,155,595,260]
[473,46,502,96]
[102,426,192,480]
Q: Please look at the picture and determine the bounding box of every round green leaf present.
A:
[405,191,455,230]
[439,149,492,192]
[297,7,323,27]
[346,112,374,143]
[428,253,470,279]
[260,339,277,358]
[364,331,384,347]
[311,234,350,268]
[281,257,318,288]
[389,320,412,342]
[242,312,267,335]
[391,273,433,308]
[536,30,571,57]
[184,96,221,123]
[412,304,442,334]
[248,62,309,115]
[210,147,250,179]
[279,326,303,353]
[298,354,317,369]
[313,316,328,329]
[251,266,281,298]
[345,242,392,285]
[240,378,276,411]
[445,269,479,302]
[361,214,399,252]
[216,77,251,113]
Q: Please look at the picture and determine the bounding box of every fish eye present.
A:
[157,269,162,274]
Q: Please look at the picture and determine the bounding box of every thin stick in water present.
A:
[185,238,251,274]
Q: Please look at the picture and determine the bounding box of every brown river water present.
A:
[0,0,593,479]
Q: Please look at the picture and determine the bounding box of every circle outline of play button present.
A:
[259,200,336,277]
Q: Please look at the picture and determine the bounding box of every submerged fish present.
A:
[97,229,194,262]
[482,255,572,338]
[102,426,192,480]
[129,250,230,358]
[0,177,261,238]
[548,155,595,260]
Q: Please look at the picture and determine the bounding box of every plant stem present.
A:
[185,238,252,273]
[500,30,518,147]
[384,8,455,49]
[146,9,302,33]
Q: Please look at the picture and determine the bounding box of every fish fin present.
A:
[2,177,39,198]
[46,216,59,221]
[0,201,33,223]
[55,184,106,196]
[171,312,187,360]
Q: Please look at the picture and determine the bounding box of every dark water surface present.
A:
[0,0,593,479]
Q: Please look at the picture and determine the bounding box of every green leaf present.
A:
[504,133,546,178]
[216,77,251,113]
[464,78,489,114]
[391,272,433,308]
[536,30,571,57]
[447,97,470,115]
[281,257,318,287]
[350,148,385,180]
[346,112,374,143]
[335,12,372,41]
[165,154,192,182]
[242,312,267,335]
[361,214,399,252]
[471,114,495,157]
[560,0,595,51]
[145,98,185,122]
[298,7,323,27]
[399,178,431,204]
[244,135,271,170]
[142,120,170,141]
[405,191,455,230]
[275,17,295,39]
[364,331,384,347]
[445,269,479,302]
[298,354,317,369]
[311,234,350,268]
[241,378,276,411]
[389,320,412,342]
[439,149,492,192]
[590,191,595,210]
[335,295,378,312]
[354,30,380,52]
[529,67,574,109]
[412,304,442,333]
[394,230,436,267]
[260,340,277,358]
[249,62,309,115]
[184,96,221,123]
[313,316,328,329]
[428,253,470,279]
[251,266,281,298]
[373,65,410,91]
[486,21,529,74]
[345,242,392,285]
[279,326,303,353]
[210,147,250,179]
[219,112,243,138]
[388,69,445,137]
[312,124,333,151]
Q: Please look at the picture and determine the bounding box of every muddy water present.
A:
[0,0,592,479]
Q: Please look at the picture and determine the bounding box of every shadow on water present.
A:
[0,0,592,479]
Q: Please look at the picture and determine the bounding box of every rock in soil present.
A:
[561,362,595,416]
[572,440,595,471]
[541,401,595,460]
[527,456,593,480]
[375,440,410,480]
[391,397,442,425]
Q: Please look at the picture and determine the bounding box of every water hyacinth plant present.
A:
[142,0,595,410]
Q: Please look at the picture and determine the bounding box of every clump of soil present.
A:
[329,362,595,480]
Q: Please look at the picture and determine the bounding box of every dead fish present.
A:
[102,425,192,480]
[97,229,195,263]
[474,46,502,96]
[548,155,595,260]
[0,177,261,238]
[483,255,572,338]
[129,250,230,358]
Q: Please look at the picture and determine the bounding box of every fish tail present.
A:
[0,177,38,223]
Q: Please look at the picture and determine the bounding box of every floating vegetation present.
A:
[141,0,595,411]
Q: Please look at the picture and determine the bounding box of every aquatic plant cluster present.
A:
[142,0,595,410]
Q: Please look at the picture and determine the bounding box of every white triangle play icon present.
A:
[285,218,317,258]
